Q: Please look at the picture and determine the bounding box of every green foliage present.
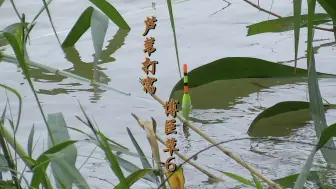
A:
[169,57,335,98]
[247,13,331,36]
[317,0,336,23]
[62,7,94,48]
[47,113,81,189]
[89,0,130,30]
[166,0,182,78]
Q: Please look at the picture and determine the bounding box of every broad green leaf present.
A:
[115,168,152,189]
[46,154,90,189]
[30,140,77,188]
[251,173,264,189]
[210,167,255,187]
[317,123,336,151]
[62,7,94,48]
[47,112,78,189]
[89,0,130,30]
[169,57,336,109]
[27,124,34,157]
[247,13,331,36]
[166,0,182,78]
[247,101,332,137]
[91,9,109,82]
[126,127,158,183]
[293,0,303,73]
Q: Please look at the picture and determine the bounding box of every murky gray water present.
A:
[1,0,336,188]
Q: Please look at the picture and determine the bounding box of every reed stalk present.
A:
[149,93,283,189]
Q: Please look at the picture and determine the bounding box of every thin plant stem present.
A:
[155,134,222,181]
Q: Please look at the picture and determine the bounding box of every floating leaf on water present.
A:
[169,57,336,109]
[247,101,333,137]
[247,13,331,36]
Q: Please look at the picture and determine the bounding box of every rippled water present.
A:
[1,0,336,188]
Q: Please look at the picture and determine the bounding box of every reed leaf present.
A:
[89,0,130,30]
[247,13,330,36]
[293,0,303,73]
[62,7,94,48]
[166,0,182,78]
[91,9,109,82]
[47,113,78,189]
[126,127,158,183]
[114,168,152,189]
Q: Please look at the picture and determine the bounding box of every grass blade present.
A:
[0,84,22,131]
[306,0,336,163]
[166,0,182,78]
[115,169,152,189]
[293,146,317,189]
[30,140,78,188]
[27,124,34,157]
[251,173,264,189]
[89,0,130,30]
[115,155,156,183]
[97,132,127,186]
[41,0,61,46]
[61,7,94,48]
[126,127,158,183]
[3,31,56,145]
[293,0,303,74]
[317,122,336,151]
[209,167,255,187]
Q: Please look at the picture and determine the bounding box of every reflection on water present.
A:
[25,29,129,101]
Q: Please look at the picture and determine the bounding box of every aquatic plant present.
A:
[0,0,336,188]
